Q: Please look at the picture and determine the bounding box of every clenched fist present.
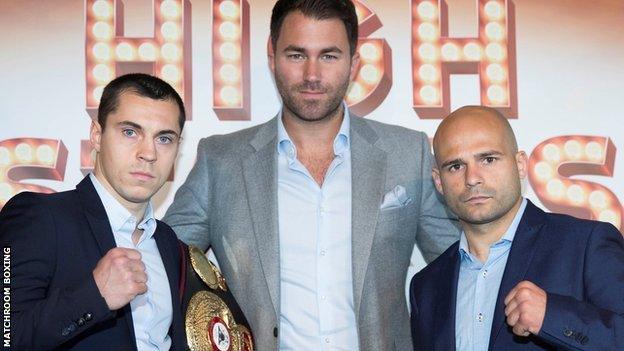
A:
[92,247,147,310]
[504,280,547,336]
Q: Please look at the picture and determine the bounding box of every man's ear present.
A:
[432,167,444,195]
[516,151,528,180]
[267,39,276,74]
[90,119,103,152]
[349,52,360,82]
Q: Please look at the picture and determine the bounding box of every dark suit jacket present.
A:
[0,177,186,350]
[410,200,624,350]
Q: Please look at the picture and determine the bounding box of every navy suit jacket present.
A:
[410,200,624,350]
[0,177,186,350]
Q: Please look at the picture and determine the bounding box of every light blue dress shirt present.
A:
[277,106,359,350]
[90,174,172,351]
[455,198,527,351]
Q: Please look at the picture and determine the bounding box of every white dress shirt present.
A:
[456,198,527,350]
[90,174,172,351]
[277,107,359,350]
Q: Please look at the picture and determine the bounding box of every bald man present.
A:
[409,106,624,350]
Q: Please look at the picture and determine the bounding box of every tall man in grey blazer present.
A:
[164,0,459,349]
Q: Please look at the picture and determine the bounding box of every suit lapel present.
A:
[153,227,178,306]
[76,176,137,348]
[153,226,184,350]
[433,247,460,351]
[77,177,117,256]
[242,118,280,317]
[488,201,546,348]
[349,117,387,317]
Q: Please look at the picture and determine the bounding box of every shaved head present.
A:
[430,105,527,231]
[433,106,518,166]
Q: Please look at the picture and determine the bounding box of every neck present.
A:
[93,168,147,223]
[462,198,523,262]
[126,203,147,224]
[282,104,344,152]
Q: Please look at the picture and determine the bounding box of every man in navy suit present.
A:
[410,105,624,350]
[0,73,187,350]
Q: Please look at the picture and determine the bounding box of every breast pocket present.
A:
[378,201,417,223]
[375,203,419,252]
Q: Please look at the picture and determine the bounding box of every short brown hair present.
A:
[270,0,359,56]
[97,73,185,131]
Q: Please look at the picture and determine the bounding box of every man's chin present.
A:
[296,113,331,123]
[122,187,160,204]
[291,103,342,123]
[459,209,499,225]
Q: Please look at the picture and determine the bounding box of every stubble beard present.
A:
[454,183,522,226]
[275,75,350,123]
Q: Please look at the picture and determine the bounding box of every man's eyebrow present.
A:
[117,121,180,138]
[282,45,343,54]
[320,46,343,54]
[156,129,180,138]
[440,150,504,168]
[117,121,143,130]
[283,45,306,53]
[475,150,503,158]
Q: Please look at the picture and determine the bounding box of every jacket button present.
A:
[580,336,589,345]
[84,313,92,321]
[273,327,278,337]
[62,323,77,336]
[563,329,574,337]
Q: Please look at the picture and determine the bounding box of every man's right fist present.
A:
[92,247,147,310]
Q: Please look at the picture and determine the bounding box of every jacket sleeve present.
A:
[0,193,113,350]
[415,133,461,263]
[537,222,624,350]
[163,138,213,251]
[409,275,422,351]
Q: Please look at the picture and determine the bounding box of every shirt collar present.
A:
[277,101,351,160]
[89,173,156,239]
[459,197,528,259]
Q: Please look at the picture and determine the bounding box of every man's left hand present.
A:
[504,280,547,336]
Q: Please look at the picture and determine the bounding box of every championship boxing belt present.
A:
[180,244,254,351]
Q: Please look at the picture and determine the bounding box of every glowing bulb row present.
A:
[0,144,56,166]
[87,0,187,105]
[91,0,182,20]
[412,0,511,107]
[416,42,507,67]
[346,42,384,103]
[0,139,67,208]
[541,179,620,227]
[529,137,621,229]
[91,21,181,42]
[214,0,244,107]
[92,42,181,62]
[540,140,604,163]
[533,141,606,183]
[480,1,509,105]
[413,1,441,105]
[543,179,607,206]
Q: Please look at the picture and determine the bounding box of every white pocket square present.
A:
[380,185,412,210]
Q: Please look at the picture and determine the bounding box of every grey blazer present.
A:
[164,114,460,350]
